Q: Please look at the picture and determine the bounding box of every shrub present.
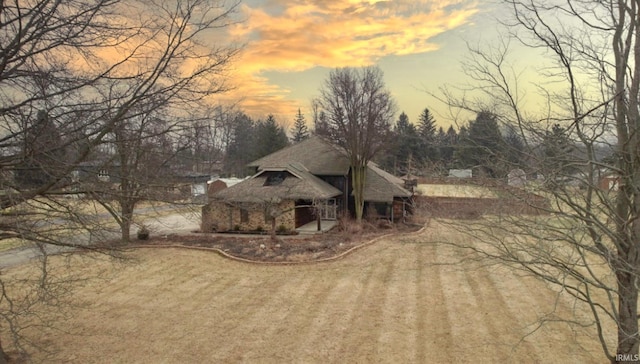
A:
[337,216,363,235]
[277,224,288,233]
[137,225,150,240]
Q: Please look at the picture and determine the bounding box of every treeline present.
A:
[176,108,309,177]
[377,108,601,181]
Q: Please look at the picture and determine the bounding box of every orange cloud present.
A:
[220,0,479,120]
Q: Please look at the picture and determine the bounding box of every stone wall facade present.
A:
[202,200,296,232]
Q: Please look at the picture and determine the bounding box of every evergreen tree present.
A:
[388,112,421,175]
[224,113,255,177]
[253,114,289,160]
[436,126,446,143]
[503,124,527,169]
[439,125,458,169]
[417,108,439,162]
[455,111,507,177]
[16,110,65,188]
[417,108,437,140]
[290,108,309,143]
[541,123,577,185]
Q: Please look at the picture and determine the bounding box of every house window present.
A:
[240,209,249,223]
[98,169,109,182]
[264,209,274,224]
[264,172,287,186]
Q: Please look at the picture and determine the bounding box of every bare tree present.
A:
[316,66,396,222]
[87,103,177,242]
[435,1,640,362]
[0,0,239,359]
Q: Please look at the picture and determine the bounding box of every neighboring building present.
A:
[448,169,473,178]
[507,169,527,187]
[599,172,620,192]
[207,177,246,197]
[201,136,413,232]
[71,161,211,201]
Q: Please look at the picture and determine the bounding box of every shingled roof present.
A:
[212,163,341,203]
[362,163,413,202]
[241,135,412,203]
[248,136,351,175]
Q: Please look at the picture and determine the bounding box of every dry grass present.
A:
[415,184,498,198]
[1,221,606,363]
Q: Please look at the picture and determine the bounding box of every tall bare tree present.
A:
[316,66,396,222]
[87,103,178,242]
[436,1,640,362]
[0,0,239,359]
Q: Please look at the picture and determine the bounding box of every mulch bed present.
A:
[138,222,423,263]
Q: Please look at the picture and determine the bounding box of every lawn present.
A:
[415,184,498,198]
[6,222,604,363]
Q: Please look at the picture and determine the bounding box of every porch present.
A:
[295,219,337,235]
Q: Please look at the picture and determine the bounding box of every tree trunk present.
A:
[614,269,640,363]
[0,336,9,364]
[120,202,134,242]
[352,164,366,223]
[270,217,276,241]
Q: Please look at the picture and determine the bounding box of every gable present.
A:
[246,136,413,203]
[213,164,342,203]
[248,136,351,175]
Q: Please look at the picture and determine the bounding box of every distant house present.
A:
[448,169,473,178]
[172,172,211,201]
[207,177,246,197]
[507,169,527,187]
[201,136,413,232]
[71,160,119,185]
[71,160,211,201]
[599,172,620,192]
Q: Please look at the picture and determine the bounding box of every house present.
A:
[599,172,620,192]
[201,136,413,233]
[507,169,527,187]
[448,169,473,178]
[171,171,211,201]
[207,177,246,197]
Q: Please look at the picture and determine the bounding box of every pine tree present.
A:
[417,108,437,140]
[290,108,309,143]
[503,124,526,169]
[439,125,458,168]
[253,114,289,159]
[224,113,255,177]
[417,108,439,162]
[17,110,65,188]
[541,123,576,186]
[455,111,506,177]
[389,112,421,175]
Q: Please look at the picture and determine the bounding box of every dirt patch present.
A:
[137,222,422,263]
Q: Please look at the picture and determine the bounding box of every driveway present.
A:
[0,208,202,269]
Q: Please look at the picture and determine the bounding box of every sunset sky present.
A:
[219,0,510,129]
